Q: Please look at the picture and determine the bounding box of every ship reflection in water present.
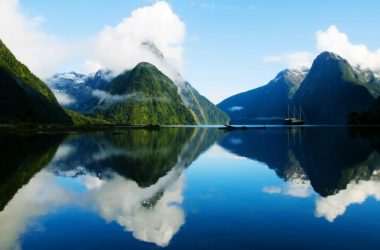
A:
[1,127,380,249]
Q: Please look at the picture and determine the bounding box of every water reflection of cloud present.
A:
[315,179,380,222]
[53,144,75,160]
[47,137,187,247]
[262,186,282,194]
[205,144,245,160]
[230,137,243,145]
[0,165,186,249]
[262,181,314,198]
[86,168,185,247]
[0,171,72,250]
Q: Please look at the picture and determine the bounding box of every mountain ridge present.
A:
[92,62,197,125]
[293,51,374,124]
[218,67,309,124]
[219,51,378,124]
[48,41,229,125]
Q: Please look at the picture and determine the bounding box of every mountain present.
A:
[218,67,309,124]
[142,41,229,124]
[219,51,378,125]
[48,41,229,125]
[355,67,380,98]
[47,70,112,114]
[293,52,375,124]
[92,62,196,125]
[0,39,72,124]
[179,81,229,124]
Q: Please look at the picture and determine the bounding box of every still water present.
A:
[1,127,380,249]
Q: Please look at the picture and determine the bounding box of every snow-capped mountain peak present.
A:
[51,71,88,84]
[273,67,309,85]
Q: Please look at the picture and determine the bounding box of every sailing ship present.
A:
[284,105,305,125]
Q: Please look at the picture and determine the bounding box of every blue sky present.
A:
[3,0,380,103]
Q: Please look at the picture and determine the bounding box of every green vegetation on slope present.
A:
[181,82,229,124]
[293,52,374,124]
[94,62,196,125]
[65,109,111,126]
[0,39,72,125]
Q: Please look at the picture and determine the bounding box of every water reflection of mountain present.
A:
[219,127,380,197]
[51,128,223,187]
[0,133,64,211]
[0,128,224,248]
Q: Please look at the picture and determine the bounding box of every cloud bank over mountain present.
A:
[0,0,74,78]
[83,1,186,77]
[0,0,186,80]
[263,25,380,71]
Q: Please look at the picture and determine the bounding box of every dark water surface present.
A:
[1,127,380,250]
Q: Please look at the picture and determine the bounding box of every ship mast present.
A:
[288,105,290,118]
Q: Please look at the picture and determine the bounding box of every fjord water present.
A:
[1,127,380,249]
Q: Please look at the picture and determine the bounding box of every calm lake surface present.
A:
[1,127,380,250]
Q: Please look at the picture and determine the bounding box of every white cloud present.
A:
[198,3,216,10]
[92,90,136,104]
[83,1,186,79]
[228,106,244,112]
[52,91,75,106]
[0,0,74,79]
[190,2,239,11]
[262,180,314,198]
[92,90,169,105]
[315,179,380,222]
[262,55,282,63]
[263,52,315,68]
[262,186,282,194]
[263,25,380,71]
[0,0,186,82]
[316,25,380,71]
[284,181,313,198]
[191,2,216,10]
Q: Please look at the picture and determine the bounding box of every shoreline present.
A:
[1,123,380,134]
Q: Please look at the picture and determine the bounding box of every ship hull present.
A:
[284,118,305,125]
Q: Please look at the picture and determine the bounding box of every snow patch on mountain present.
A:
[273,67,309,84]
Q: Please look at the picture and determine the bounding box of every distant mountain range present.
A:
[218,67,309,124]
[219,51,380,124]
[47,70,112,114]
